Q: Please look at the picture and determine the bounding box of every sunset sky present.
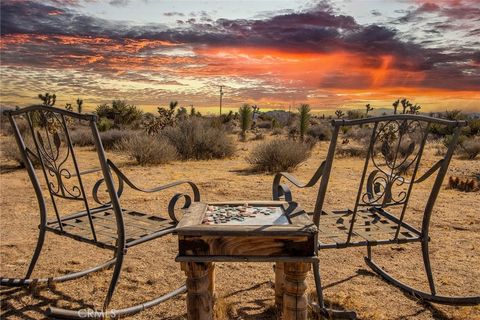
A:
[1,0,479,113]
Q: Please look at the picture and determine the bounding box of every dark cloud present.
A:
[164,12,185,17]
[397,1,480,23]
[1,0,479,92]
[109,0,129,7]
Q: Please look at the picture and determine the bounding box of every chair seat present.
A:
[47,209,176,249]
[317,209,421,248]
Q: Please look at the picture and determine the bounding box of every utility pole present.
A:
[219,85,224,115]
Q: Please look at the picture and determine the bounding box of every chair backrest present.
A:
[3,105,125,246]
[313,114,466,242]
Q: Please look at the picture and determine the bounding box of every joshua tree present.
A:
[176,106,188,119]
[155,101,178,130]
[365,103,373,116]
[239,104,252,141]
[392,98,421,114]
[408,103,421,114]
[190,106,200,117]
[38,92,56,106]
[335,109,345,119]
[400,98,411,114]
[444,109,462,120]
[392,99,400,114]
[298,103,311,142]
[76,98,83,113]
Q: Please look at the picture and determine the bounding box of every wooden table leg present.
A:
[181,262,215,320]
[275,262,285,314]
[283,262,310,320]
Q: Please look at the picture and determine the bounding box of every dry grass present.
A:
[247,139,311,173]
[162,118,235,160]
[0,134,479,320]
[447,176,480,192]
[119,134,177,166]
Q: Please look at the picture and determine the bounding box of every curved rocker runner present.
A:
[1,105,200,318]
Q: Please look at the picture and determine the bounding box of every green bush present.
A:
[97,117,113,132]
[119,134,177,166]
[247,139,311,173]
[468,119,480,136]
[162,118,235,160]
[95,100,143,127]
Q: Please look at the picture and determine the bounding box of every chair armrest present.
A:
[71,167,103,178]
[272,160,326,201]
[106,160,201,222]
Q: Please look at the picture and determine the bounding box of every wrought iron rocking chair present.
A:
[1,105,200,319]
[273,114,480,318]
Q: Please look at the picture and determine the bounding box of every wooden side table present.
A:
[175,201,317,320]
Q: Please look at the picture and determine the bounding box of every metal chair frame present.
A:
[273,114,479,318]
[1,105,201,319]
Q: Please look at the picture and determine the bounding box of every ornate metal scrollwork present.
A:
[361,119,426,208]
[92,173,124,206]
[168,193,192,223]
[30,110,82,200]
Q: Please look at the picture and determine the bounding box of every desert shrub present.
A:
[345,127,372,142]
[1,136,39,167]
[447,176,479,192]
[95,100,143,127]
[337,145,367,158]
[458,137,480,160]
[272,127,283,136]
[0,117,29,136]
[468,119,480,136]
[252,131,265,140]
[307,123,331,141]
[97,117,113,132]
[304,136,317,150]
[162,118,235,160]
[432,140,447,156]
[340,126,351,135]
[69,127,94,147]
[346,110,364,119]
[256,120,272,129]
[100,129,136,150]
[288,125,298,139]
[119,134,177,166]
[2,137,23,165]
[247,139,310,173]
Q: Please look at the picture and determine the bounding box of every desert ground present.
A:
[0,134,479,320]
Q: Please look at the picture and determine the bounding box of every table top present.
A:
[176,200,316,237]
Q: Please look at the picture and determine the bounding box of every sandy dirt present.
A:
[0,135,479,320]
